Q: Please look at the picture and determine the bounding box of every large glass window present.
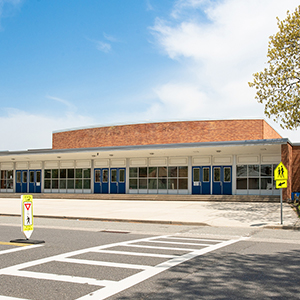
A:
[129,166,188,192]
[0,170,13,191]
[44,168,91,192]
[236,164,278,191]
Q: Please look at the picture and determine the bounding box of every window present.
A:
[224,167,231,182]
[129,166,188,192]
[236,164,278,191]
[103,170,108,183]
[0,170,13,191]
[214,168,220,182]
[203,168,210,182]
[193,168,200,182]
[44,168,91,192]
[111,170,117,182]
[95,170,100,183]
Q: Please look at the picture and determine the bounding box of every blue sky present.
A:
[0,0,299,150]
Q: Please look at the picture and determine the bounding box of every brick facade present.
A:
[292,146,300,194]
[52,119,282,150]
[281,143,293,199]
[281,144,300,200]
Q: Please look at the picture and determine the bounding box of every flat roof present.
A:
[0,138,289,157]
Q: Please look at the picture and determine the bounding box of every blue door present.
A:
[94,168,109,194]
[222,166,232,195]
[16,170,28,193]
[212,166,232,195]
[192,166,211,194]
[29,170,41,193]
[110,168,126,194]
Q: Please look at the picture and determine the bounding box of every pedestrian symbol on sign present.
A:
[274,162,288,181]
[21,196,34,239]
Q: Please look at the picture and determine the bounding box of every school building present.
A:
[0,119,299,201]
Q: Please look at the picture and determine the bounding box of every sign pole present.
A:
[280,188,283,225]
[274,162,288,226]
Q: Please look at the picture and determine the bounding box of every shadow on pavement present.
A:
[116,247,300,300]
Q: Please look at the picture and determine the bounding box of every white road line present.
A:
[165,236,225,242]
[0,296,28,300]
[92,249,176,258]
[141,240,212,247]
[10,270,112,287]
[0,235,172,278]
[0,244,43,256]
[76,237,247,300]
[0,235,247,300]
[58,258,152,270]
[123,243,198,252]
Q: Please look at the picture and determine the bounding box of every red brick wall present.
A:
[281,144,300,200]
[263,121,282,139]
[52,119,282,150]
[292,146,300,193]
[281,143,293,200]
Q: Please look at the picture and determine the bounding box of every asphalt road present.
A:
[0,216,299,300]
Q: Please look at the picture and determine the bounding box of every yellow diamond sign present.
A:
[274,162,288,181]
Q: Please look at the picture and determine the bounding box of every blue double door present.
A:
[94,168,125,194]
[192,166,211,194]
[212,166,232,195]
[16,170,41,193]
[192,166,232,195]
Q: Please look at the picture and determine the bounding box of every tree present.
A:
[249,5,300,130]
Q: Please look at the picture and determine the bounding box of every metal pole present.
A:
[280,188,283,225]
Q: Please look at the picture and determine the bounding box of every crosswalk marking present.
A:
[0,296,28,300]
[0,235,246,300]
[8,270,111,287]
[164,237,226,242]
[92,249,176,258]
[137,239,213,246]
[123,243,201,252]
[59,257,152,270]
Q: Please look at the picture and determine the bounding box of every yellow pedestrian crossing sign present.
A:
[21,195,34,239]
[274,162,288,181]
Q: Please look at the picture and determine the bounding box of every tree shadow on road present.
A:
[115,247,300,300]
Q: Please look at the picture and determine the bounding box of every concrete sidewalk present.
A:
[0,198,299,229]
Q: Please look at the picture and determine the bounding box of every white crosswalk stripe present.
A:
[0,235,246,300]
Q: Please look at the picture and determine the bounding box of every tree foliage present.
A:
[249,5,300,130]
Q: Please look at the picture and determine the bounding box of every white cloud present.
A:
[96,40,111,53]
[46,95,77,112]
[151,82,210,118]
[103,32,118,42]
[146,1,153,11]
[0,109,94,151]
[148,0,300,142]
[86,37,112,53]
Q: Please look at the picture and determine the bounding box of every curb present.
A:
[263,225,300,230]
[1,213,299,230]
[0,214,210,227]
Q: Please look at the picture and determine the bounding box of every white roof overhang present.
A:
[0,138,288,163]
